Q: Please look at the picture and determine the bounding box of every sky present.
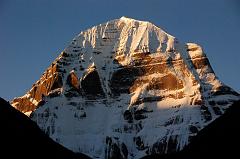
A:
[0,0,240,100]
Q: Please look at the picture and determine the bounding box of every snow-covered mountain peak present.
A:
[118,16,155,28]
[11,17,239,159]
[65,17,176,60]
[119,16,135,21]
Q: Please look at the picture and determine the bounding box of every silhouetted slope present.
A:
[0,97,91,159]
[142,100,240,159]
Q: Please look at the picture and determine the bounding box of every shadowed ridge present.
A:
[0,97,91,159]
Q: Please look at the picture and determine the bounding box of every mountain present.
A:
[11,17,240,159]
[0,97,90,159]
[142,100,240,159]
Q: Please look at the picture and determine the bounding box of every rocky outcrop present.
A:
[11,97,36,113]
[67,71,80,92]
[105,136,128,159]
[11,63,63,114]
[11,17,240,159]
[81,66,105,98]
[65,71,81,98]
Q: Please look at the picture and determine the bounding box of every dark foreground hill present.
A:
[142,100,240,159]
[0,97,90,159]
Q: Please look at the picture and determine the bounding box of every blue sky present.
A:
[0,0,240,100]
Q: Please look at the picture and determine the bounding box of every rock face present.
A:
[11,17,240,159]
[12,62,63,115]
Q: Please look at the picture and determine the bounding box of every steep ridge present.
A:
[11,17,240,159]
[142,100,240,159]
[0,97,90,159]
